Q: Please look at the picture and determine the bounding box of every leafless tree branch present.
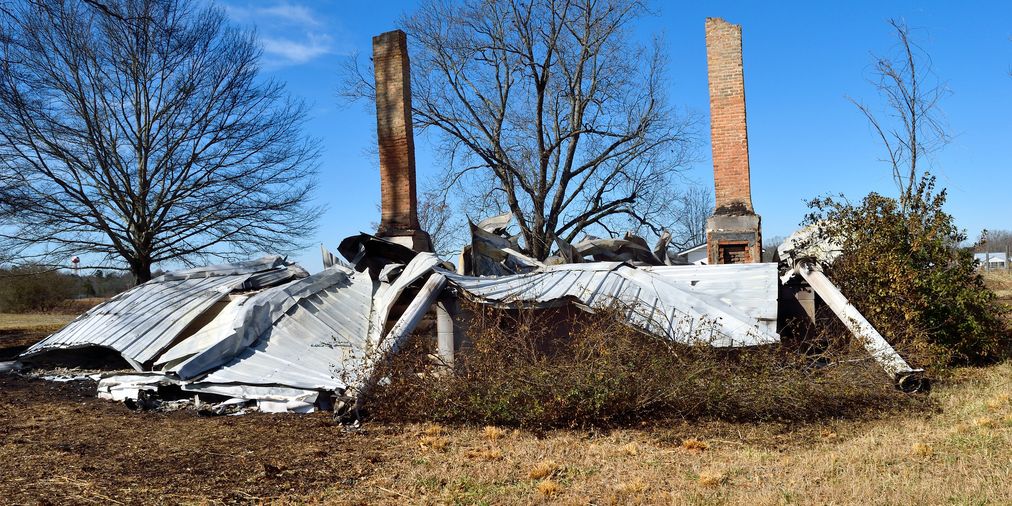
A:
[848,18,950,214]
[341,0,696,259]
[0,0,321,282]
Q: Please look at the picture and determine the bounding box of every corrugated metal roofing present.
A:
[193,268,375,390]
[22,256,301,368]
[183,253,444,391]
[23,245,786,411]
[439,262,780,347]
[643,263,778,335]
[154,295,252,370]
[23,275,248,368]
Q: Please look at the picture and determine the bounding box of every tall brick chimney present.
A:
[373,30,431,252]
[704,17,761,264]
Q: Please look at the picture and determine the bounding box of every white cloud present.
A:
[257,2,319,27]
[261,33,334,66]
[222,2,335,66]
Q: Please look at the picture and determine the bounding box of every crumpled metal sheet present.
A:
[165,264,364,382]
[153,294,251,371]
[186,266,375,391]
[91,253,445,412]
[776,221,844,274]
[154,256,290,281]
[439,262,780,347]
[642,263,779,336]
[464,212,677,274]
[24,229,789,414]
[21,256,301,369]
[182,383,320,413]
[466,220,542,276]
[176,253,443,392]
[96,373,320,413]
[97,373,179,402]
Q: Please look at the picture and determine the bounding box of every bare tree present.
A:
[344,0,694,259]
[0,0,320,283]
[761,235,786,263]
[417,189,465,258]
[672,185,711,249]
[849,19,949,214]
[977,229,1012,254]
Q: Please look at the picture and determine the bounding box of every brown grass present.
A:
[483,425,506,441]
[527,460,560,480]
[536,478,561,496]
[0,312,75,332]
[982,270,1012,299]
[327,362,1012,504]
[465,448,504,461]
[680,438,709,453]
[1,362,1010,504]
[696,469,727,488]
[418,435,449,451]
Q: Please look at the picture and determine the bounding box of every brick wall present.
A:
[373,30,420,234]
[705,17,753,214]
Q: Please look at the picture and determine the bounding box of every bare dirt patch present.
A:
[0,374,396,505]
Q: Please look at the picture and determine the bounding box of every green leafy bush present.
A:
[804,175,1009,367]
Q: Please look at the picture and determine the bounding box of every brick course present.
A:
[373,30,420,234]
[705,17,753,213]
[704,18,761,264]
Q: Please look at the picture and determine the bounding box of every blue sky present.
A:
[218,0,1011,272]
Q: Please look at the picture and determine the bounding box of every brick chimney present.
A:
[372,30,431,251]
[704,17,761,264]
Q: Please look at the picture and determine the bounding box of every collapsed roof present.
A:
[17,230,783,413]
[15,217,930,414]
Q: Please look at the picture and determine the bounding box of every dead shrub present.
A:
[697,469,727,488]
[680,439,708,453]
[482,425,506,441]
[528,460,561,480]
[363,301,923,428]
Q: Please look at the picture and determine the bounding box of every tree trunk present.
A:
[131,258,153,285]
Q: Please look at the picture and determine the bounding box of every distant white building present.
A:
[674,243,708,265]
[974,252,1007,270]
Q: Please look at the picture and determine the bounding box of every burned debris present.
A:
[6,21,929,417]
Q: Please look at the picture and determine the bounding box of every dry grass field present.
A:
[0,313,76,360]
[983,270,1012,301]
[0,312,75,332]
[0,363,1008,504]
[0,285,1009,505]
